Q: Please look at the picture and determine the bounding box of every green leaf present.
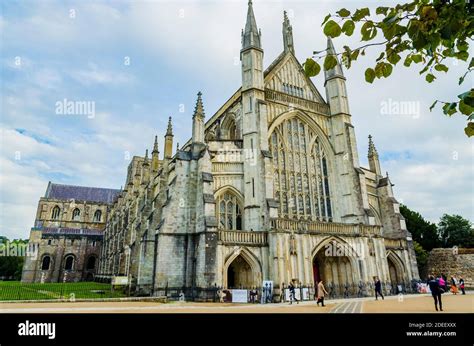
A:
[304,58,321,77]
[434,64,448,73]
[352,8,370,21]
[382,63,393,78]
[457,40,468,52]
[341,20,355,36]
[403,55,412,67]
[350,49,360,61]
[459,76,465,85]
[376,7,389,15]
[323,55,338,70]
[387,52,401,65]
[469,58,474,69]
[425,73,436,83]
[376,52,385,62]
[411,54,422,63]
[455,51,469,61]
[365,68,375,83]
[322,14,331,26]
[337,8,351,17]
[429,100,437,112]
[324,20,342,38]
[442,102,457,116]
[464,122,474,137]
[361,21,377,41]
[375,62,385,78]
[459,100,473,116]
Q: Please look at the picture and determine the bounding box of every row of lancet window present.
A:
[51,206,102,222]
[40,255,96,271]
[215,117,333,229]
[283,83,305,98]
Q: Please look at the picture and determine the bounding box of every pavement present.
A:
[0,292,472,314]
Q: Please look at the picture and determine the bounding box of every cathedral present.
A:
[23,1,419,299]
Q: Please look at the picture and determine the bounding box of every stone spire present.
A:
[242,0,261,50]
[282,10,294,54]
[151,136,160,173]
[143,149,149,165]
[192,91,206,145]
[324,36,344,82]
[166,116,173,137]
[368,135,381,176]
[164,117,174,159]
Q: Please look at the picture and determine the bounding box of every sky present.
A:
[1,0,472,240]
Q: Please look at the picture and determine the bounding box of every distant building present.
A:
[21,182,120,283]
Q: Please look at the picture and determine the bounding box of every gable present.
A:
[264,52,326,104]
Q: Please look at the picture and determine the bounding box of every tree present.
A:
[0,237,27,281]
[413,240,429,277]
[304,0,474,136]
[400,204,440,250]
[438,213,474,247]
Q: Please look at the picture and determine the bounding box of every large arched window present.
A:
[93,210,102,222]
[51,206,61,220]
[72,208,81,221]
[41,256,51,270]
[269,116,332,221]
[216,191,242,230]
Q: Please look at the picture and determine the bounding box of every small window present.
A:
[86,256,96,270]
[93,210,102,222]
[47,239,52,245]
[64,255,74,270]
[41,256,51,270]
[51,206,60,220]
[72,208,81,221]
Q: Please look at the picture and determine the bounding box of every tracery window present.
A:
[51,206,61,220]
[216,191,242,230]
[72,208,81,221]
[93,210,102,222]
[270,117,332,221]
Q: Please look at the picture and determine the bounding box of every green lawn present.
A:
[0,281,127,301]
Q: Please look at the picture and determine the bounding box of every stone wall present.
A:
[426,248,474,288]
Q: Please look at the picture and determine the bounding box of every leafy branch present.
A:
[303,0,474,137]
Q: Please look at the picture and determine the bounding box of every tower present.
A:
[240,0,269,231]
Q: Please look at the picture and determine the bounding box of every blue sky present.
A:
[1,0,472,239]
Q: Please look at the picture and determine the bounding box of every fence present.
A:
[0,281,126,301]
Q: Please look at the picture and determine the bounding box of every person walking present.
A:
[428,275,443,311]
[459,277,465,295]
[450,276,458,295]
[288,280,299,305]
[316,280,329,307]
[374,277,384,300]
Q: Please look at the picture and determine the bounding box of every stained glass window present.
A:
[270,117,332,221]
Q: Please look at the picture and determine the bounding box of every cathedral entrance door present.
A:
[227,255,252,289]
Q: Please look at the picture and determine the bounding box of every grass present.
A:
[0,281,127,301]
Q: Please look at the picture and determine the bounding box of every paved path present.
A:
[1,293,471,314]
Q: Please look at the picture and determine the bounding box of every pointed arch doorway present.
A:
[227,255,252,289]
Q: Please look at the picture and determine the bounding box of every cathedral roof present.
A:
[44,182,121,204]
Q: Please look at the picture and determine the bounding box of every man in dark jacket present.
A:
[428,275,443,311]
[374,277,384,300]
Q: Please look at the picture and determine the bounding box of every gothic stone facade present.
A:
[22,3,419,295]
[96,3,419,298]
[21,183,120,283]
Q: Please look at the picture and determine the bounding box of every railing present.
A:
[265,89,330,115]
[273,218,382,236]
[218,230,268,246]
[211,162,244,174]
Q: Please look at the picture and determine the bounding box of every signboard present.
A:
[231,289,248,303]
[112,276,129,285]
[284,289,290,302]
[261,280,273,303]
[294,289,301,301]
[302,288,310,300]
